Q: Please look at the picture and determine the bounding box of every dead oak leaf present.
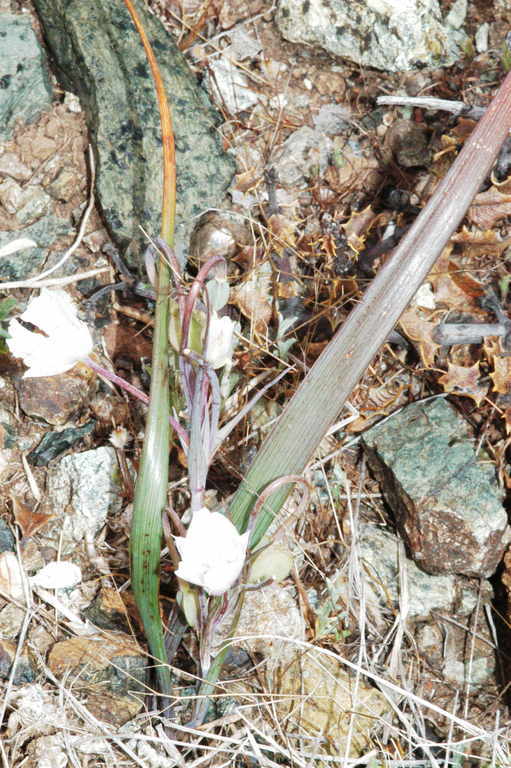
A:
[437,361,488,406]
[484,337,511,396]
[490,354,511,395]
[468,186,511,229]
[10,493,55,538]
[450,226,511,259]
[429,248,483,312]
[399,306,440,368]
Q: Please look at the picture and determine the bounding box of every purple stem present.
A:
[83,356,188,444]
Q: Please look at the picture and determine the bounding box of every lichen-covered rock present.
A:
[336,523,493,622]
[41,446,123,554]
[271,651,390,757]
[32,0,235,267]
[0,14,52,140]
[48,632,146,725]
[276,0,468,73]
[362,398,510,578]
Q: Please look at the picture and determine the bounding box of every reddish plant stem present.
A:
[84,356,187,443]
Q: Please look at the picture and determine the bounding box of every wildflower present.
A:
[6,288,93,378]
[31,561,82,590]
[175,507,249,596]
[204,311,236,369]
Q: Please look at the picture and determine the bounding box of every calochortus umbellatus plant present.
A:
[5,0,511,726]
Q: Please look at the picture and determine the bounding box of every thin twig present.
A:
[376,95,485,119]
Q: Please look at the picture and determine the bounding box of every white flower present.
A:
[30,561,82,590]
[175,507,249,596]
[6,288,93,378]
[205,312,236,369]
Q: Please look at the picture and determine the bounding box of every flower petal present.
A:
[6,288,93,378]
[175,507,249,595]
[205,312,235,369]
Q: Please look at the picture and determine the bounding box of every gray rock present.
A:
[32,0,235,267]
[205,56,260,114]
[41,446,122,554]
[215,583,305,667]
[312,104,351,135]
[362,398,510,578]
[415,618,495,688]
[0,519,15,553]
[346,523,490,621]
[271,126,332,188]
[0,13,52,140]
[0,214,71,281]
[228,26,263,61]
[276,0,468,73]
[0,639,35,684]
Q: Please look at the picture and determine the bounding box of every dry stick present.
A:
[229,70,511,546]
[376,94,486,119]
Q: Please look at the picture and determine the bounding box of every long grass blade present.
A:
[123,0,176,697]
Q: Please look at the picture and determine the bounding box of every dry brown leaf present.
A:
[10,494,55,538]
[102,321,153,363]
[437,361,488,406]
[429,249,482,312]
[231,260,272,333]
[447,260,485,300]
[467,186,511,229]
[399,306,440,368]
[324,150,381,195]
[451,226,511,258]
[490,354,511,395]
[451,117,477,141]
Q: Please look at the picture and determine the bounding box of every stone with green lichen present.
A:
[276,0,468,73]
[0,14,52,141]
[0,215,72,282]
[32,0,235,268]
[362,398,510,578]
